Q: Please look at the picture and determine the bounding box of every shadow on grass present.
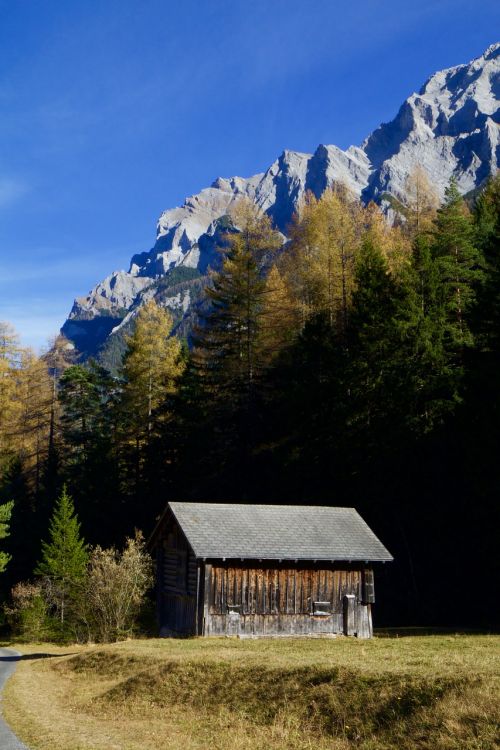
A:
[0,652,78,662]
[375,626,498,637]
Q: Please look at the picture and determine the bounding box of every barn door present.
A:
[343,594,356,636]
[227,605,241,636]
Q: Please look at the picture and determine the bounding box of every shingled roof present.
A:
[165,503,393,562]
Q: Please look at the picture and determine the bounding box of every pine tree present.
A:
[0,500,14,573]
[35,486,88,625]
[194,202,282,408]
[473,173,500,351]
[347,239,408,439]
[432,178,484,351]
[189,203,282,494]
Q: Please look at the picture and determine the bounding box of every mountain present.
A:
[62,42,500,364]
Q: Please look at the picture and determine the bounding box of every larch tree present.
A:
[15,350,53,496]
[287,186,362,337]
[404,166,440,237]
[0,322,23,457]
[258,264,302,368]
[122,301,184,439]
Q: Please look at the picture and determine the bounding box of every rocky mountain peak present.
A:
[62,43,500,362]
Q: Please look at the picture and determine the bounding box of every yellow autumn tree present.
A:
[363,201,411,275]
[15,350,53,494]
[404,166,440,237]
[286,185,362,336]
[122,300,184,442]
[258,264,302,367]
[0,322,23,456]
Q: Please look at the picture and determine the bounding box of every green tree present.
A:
[432,178,484,351]
[346,239,410,443]
[35,486,88,625]
[190,203,282,491]
[0,500,14,573]
[473,173,500,351]
[58,361,121,544]
[194,202,282,409]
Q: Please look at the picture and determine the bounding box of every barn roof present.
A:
[165,503,393,562]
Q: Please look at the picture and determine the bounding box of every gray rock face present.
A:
[62,43,500,359]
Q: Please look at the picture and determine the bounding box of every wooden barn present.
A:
[149,502,393,639]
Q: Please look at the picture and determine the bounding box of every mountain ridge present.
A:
[62,42,500,360]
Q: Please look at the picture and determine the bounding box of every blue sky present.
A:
[0,0,499,350]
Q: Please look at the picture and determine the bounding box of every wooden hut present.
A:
[149,502,393,639]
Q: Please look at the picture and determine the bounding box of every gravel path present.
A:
[0,648,29,749]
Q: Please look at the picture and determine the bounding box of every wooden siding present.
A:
[204,563,373,638]
[158,521,198,635]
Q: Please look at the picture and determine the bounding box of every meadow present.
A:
[3,634,499,750]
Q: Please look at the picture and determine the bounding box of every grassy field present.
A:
[2,634,499,750]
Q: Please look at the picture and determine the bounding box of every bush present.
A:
[76,532,153,643]
[4,533,153,644]
[5,581,51,641]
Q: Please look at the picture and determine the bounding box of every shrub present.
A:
[77,532,153,643]
[5,581,51,641]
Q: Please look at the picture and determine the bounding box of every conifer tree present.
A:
[258,265,301,368]
[15,350,53,496]
[347,239,408,438]
[36,486,88,625]
[0,322,23,456]
[404,166,439,237]
[0,500,14,573]
[287,187,360,336]
[122,301,184,440]
[432,178,484,350]
[194,202,282,407]
[473,173,500,351]
[117,301,184,507]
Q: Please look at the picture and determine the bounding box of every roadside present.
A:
[0,648,29,750]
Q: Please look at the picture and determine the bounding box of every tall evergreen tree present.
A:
[194,202,282,405]
[473,173,500,351]
[432,178,484,351]
[347,239,410,445]
[0,500,14,574]
[191,202,282,495]
[35,486,88,625]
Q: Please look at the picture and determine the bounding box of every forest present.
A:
[0,170,499,634]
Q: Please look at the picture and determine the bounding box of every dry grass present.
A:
[3,635,499,750]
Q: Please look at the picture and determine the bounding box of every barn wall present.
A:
[203,563,373,638]
[157,520,198,635]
